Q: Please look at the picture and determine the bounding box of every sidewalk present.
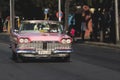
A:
[74,37,120,49]
[84,41,120,49]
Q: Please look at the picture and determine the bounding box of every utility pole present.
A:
[115,0,119,43]
[58,0,61,22]
[10,0,15,30]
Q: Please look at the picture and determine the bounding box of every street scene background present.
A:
[0,0,120,44]
[0,0,120,80]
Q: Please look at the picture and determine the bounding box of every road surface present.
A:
[0,33,120,80]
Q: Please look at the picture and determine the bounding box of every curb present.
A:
[84,41,120,49]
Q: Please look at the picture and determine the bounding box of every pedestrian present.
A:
[69,21,76,41]
[85,13,93,40]
[81,11,87,41]
[91,9,99,41]
[0,18,3,32]
[81,5,93,41]
[74,4,93,41]
[70,26,75,37]
[74,10,82,37]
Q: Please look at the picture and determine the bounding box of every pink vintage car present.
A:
[10,20,72,62]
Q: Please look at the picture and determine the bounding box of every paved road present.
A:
[0,33,120,80]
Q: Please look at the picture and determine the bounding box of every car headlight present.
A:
[24,38,29,43]
[19,38,24,43]
[66,39,72,44]
[61,38,72,44]
[19,38,30,43]
[61,39,66,44]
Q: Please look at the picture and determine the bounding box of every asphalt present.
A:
[0,32,120,49]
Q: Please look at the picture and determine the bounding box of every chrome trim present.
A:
[16,49,72,54]
[16,50,36,54]
[53,49,72,53]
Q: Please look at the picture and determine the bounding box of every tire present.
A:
[62,56,70,62]
[12,52,23,63]
[16,55,23,63]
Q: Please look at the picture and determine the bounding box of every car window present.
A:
[49,24,59,33]
[19,21,63,33]
[20,23,36,31]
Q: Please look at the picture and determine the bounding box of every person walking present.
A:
[81,5,92,41]
[81,11,87,41]
[68,21,76,42]
[74,10,82,37]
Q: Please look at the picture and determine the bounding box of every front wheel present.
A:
[12,52,23,63]
[62,56,70,62]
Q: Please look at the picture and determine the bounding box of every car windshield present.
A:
[19,21,63,33]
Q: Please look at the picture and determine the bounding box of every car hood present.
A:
[18,32,70,41]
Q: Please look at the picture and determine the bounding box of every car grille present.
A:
[18,41,71,54]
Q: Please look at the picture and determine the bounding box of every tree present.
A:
[65,0,72,31]
[0,0,9,18]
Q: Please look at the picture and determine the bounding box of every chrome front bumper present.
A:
[16,49,72,57]
[16,49,72,54]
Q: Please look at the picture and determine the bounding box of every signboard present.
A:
[56,11,63,19]
[44,8,49,14]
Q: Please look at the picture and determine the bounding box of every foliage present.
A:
[0,0,119,19]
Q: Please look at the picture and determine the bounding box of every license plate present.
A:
[38,51,51,54]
